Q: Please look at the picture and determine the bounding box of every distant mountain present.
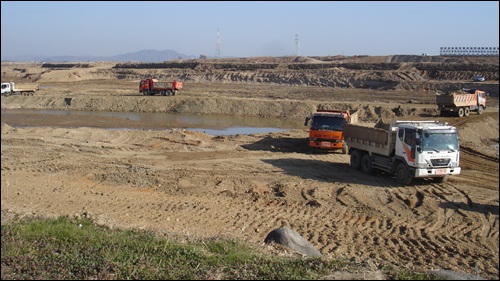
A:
[1,49,198,63]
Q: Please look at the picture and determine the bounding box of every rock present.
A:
[427,269,488,280]
[264,226,322,257]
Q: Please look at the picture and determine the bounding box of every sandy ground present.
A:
[1,62,499,279]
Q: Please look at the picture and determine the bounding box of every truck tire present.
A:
[457,108,465,117]
[167,90,173,96]
[160,91,166,96]
[360,154,374,174]
[464,107,470,116]
[395,163,412,186]
[477,106,483,115]
[350,150,362,170]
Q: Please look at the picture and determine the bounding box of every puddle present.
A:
[1,109,304,135]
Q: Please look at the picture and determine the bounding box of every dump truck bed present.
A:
[436,92,478,107]
[152,81,182,90]
[343,123,396,156]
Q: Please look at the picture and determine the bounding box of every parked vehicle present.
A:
[436,88,487,117]
[139,78,182,96]
[1,82,39,96]
[343,120,461,185]
[472,75,485,82]
[304,109,358,153]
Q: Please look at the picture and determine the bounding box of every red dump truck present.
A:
[304,109,358,153]
[436,88,487,117]
[139,78,182,96]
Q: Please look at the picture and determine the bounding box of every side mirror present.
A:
[304,117,310,126]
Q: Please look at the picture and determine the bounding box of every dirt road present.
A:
[1,61,499,279]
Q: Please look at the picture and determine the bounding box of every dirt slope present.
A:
[1,58,499,279]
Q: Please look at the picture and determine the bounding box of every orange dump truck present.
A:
[304,109,358,153]
[139,78,182,96]
[436,88,487,117]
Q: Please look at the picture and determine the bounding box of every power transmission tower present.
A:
[216,28,221,58]
[295,34,301,56]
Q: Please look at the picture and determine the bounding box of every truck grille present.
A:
[431,158,451,167]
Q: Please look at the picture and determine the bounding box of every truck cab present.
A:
[393,121,461,184]
[304,109,354,153]
[1,82,15,96]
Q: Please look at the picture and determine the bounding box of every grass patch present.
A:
[2,216,436,280]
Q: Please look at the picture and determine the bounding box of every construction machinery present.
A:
[1,82,39,96]
[344,120,461,185]
[436,88,487,117]
[139,78,182,96]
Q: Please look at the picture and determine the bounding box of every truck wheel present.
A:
[464,107,470,116]
[477,106,483,115]
[160,91,166,96]
[457,108,464,117]
[360,154,374,174]
[395,163,412,186]
[350,150,362,170]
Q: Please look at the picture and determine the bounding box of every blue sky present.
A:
[1,1,498,59]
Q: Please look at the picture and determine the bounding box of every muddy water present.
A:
[1,109,306,135]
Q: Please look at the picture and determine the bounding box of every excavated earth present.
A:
[1,55,499,279]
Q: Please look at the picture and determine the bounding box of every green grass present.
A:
[1,216,437,280]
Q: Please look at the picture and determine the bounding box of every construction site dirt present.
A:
[1,56,498,279]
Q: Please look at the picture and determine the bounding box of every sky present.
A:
[1,1,499,59]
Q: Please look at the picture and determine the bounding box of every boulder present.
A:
[264,227,322,257]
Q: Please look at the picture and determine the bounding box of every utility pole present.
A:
[295,34,301,56]
[216,28,221,58]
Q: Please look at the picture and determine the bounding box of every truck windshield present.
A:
[311,116,345,131]
[419,131,459,152]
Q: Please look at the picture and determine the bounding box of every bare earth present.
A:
[1,58,499,279]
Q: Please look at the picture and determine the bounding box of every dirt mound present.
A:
[3,55,498,95]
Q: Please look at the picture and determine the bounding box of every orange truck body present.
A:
[139,78,182,96]
[304,109,357,153]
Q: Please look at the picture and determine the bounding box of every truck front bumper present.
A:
[309,140,343,150]
[414,167,461,178]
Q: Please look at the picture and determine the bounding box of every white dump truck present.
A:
[343,120,461,185]
[1,82,39,96]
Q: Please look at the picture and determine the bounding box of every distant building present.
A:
[440,47,499,56]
